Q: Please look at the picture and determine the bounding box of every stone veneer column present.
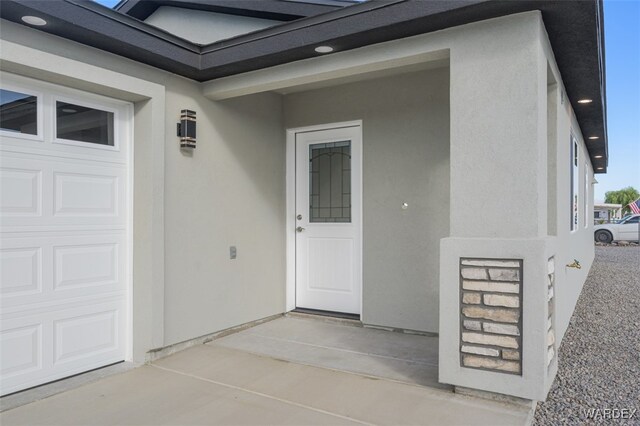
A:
[460,258,523,374]
[546,257,556,369]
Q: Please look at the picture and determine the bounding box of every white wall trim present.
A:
[285,129,296,312]
[125,102,135,362]
[285,120,363,315]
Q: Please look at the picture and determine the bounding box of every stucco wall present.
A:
[162,87,286,345]
[0,20,287,354]
[2,9,597,403]
[145,6,284,45]
[439,12,596,401]
[284,68,450,333]
[542,22,596,342]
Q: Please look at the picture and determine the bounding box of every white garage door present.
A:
[0,74,131,396]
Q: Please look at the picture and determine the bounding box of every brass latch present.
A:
[566,259,581,269]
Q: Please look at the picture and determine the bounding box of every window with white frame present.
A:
[571,135,579,231]
[0,87,42,140]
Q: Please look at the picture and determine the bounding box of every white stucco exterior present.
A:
[0,8,596,402]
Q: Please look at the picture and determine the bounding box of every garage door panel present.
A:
[0,246,42,297]
[49,159,125,224]
[0,153,126,228]
[53,172,119,217]
[53,309,119,365]
[0,324,43,378]
[0,167,42,216]
[0,300,124,395]
[1,234,126,310]
[54,243,118,290]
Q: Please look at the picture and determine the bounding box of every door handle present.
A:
[296,226,305,233]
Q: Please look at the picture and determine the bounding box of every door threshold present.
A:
[292,308,360,321]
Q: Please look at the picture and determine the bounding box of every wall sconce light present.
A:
[177,109,196,148]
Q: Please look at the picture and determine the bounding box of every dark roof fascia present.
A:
[597,0,608,167]
[198,0,484,71]
[115,0,344,22]
[204,0,605,172]
[0,0,202,79]
[1,0,607,172]
[198,0,407,54]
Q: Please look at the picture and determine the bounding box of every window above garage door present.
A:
[1,85,121,151]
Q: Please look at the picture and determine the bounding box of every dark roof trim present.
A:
[1,0,201,76]
[115,0,346,22]
[0,0,607,172]
[199,0,405,54]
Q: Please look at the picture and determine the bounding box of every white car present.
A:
[594,214,640,243]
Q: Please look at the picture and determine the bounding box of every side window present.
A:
[584,164,589,228]
[570,136,579,232]
[625,216,639,224]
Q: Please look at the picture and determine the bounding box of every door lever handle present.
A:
[296,226,305,233]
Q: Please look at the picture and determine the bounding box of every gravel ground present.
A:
[533,246,640,425]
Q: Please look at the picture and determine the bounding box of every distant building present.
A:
[594,203,622,223]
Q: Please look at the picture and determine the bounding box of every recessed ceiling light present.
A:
[597,167,604,170]
[62,108,77,114]
[588,136,599,140]
[314,46,334,54]
[21,16,47,26]
[577,99,593,104]
[594,155,603,158]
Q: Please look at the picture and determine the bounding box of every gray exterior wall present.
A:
[0,20,287,354]
[162,89,286,345]
[438,12,595,401]
[546,62,595,344]
[1,9,596,402]
[284,68,450,333]
[145,6,284,45]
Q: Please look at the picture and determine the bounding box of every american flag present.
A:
[630,198,640,214]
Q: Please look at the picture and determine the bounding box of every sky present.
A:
[597,0,640,202]
[92,0,639,202]
[95,0,120,7]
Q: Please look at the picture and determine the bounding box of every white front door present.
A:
[295,125,362,315]
[0,74,131,395]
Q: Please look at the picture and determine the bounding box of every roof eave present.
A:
[0,0,607,171]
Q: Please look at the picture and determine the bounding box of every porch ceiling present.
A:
[0,0,607,171]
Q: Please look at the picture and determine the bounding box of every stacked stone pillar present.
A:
[459,258,523,374]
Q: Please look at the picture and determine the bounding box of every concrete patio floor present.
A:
[0,315,533,425]
[212,315,447,390]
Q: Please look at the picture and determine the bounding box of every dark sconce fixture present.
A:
[177,109,196,148]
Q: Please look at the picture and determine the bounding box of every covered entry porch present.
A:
[1,314,532,425]
[211,313,446,390]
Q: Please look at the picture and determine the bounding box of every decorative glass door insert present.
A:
[309,141,351,223]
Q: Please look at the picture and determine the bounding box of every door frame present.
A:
[285,120,363,314]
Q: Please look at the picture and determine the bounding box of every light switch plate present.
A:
[230,246,237,259]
